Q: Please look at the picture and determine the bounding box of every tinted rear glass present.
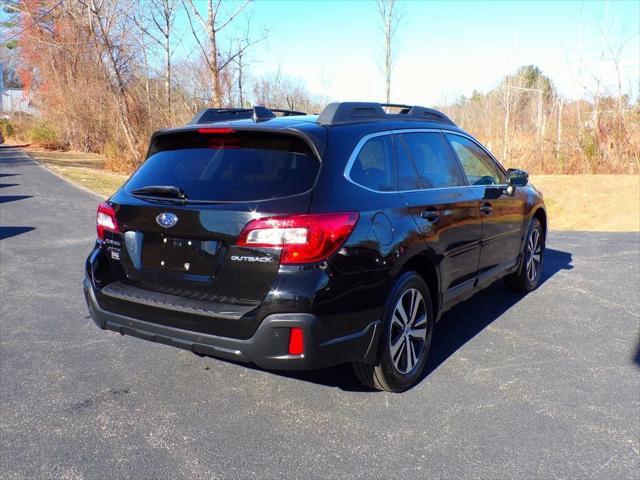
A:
[126,132,319,202]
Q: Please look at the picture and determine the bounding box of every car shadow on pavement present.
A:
[255,247,574,392]
[424,248,573,379]
[0,195,32,204]
[0,226,36,241]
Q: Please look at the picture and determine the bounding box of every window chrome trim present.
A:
[344,128,476,194]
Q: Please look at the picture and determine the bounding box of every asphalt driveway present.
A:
[1,147,639,479]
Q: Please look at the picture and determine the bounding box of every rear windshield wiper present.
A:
[131,185,188,203]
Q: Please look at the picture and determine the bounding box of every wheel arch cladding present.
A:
[533,208,547,240]
[400,254,439,317]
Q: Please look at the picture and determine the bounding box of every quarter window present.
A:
[400,132,464,188]
[445,134,506,185]
[349,135,395,192]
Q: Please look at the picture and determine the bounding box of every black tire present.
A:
[353,271,434,392]
[504,218,544,293]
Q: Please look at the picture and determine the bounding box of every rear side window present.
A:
[445,134,506,185]
[400,132,464,188]
[126,132,319,202]
[349,135,395,192]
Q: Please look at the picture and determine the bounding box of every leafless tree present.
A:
[75,0,140,161]
[182,0,264,107]
[375,0,401,104]
[133,0,179,117]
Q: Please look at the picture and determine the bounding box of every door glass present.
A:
[394,136,421,191]
[445,134,506,185]
[349,135,395,191]
[400,132,463,189]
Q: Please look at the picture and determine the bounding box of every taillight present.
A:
[96,202,119,240]
[288,327,304,355]
[237,212,359,265]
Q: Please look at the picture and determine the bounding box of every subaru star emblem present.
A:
[156,212,178,228]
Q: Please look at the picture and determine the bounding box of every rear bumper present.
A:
[83,278,380,370]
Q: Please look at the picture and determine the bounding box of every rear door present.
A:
[106,129,321,305]
[444,133,527,276]
[396,131,482,301]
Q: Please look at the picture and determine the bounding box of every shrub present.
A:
[104,140,137,173]
[0,118,15,139]
[26,120,64,150]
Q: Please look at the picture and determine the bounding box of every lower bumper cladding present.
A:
[83,278,379,370]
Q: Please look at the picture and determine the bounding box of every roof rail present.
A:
[190,106,307,125]
[317,102,456,126]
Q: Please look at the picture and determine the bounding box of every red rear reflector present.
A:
[96,202,119,240]
[288,327,304,355]
[197,127,236,134]
[236,212,359,264]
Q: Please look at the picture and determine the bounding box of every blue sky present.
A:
[182,1,637,104]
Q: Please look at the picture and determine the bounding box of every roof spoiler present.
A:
[317,102,456,126]
[190,106,307,125]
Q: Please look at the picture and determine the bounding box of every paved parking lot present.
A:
[1,147,639,479]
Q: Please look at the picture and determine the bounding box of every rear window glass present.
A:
[126,132,319,202]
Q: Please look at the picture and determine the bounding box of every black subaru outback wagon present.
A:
[84,102,546,392]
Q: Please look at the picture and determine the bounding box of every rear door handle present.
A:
[420,208,440,223]
[480,202,493,215]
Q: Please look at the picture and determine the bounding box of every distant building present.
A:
[0,61,38,116]
[0,89,38,116]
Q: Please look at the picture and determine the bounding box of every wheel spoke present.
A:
[413,313,427,328]
[405,336,414,371]
[410,290,422,324]
[391,315,404,330]
[532,252,541,264]
[390,333,404,360]
[395,300,409,326]
[529,260,537,281]
[407,289,416,321]
[409,326,427,341]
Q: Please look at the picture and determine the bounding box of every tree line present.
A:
[1,0,638,174]
[442,65,639,174]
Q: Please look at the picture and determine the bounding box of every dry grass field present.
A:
[530,175,640,232]
[27,149,127,198]
[26,148,639,232]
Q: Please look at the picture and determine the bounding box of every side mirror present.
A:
[507,168,528,187]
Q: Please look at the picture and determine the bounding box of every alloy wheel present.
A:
[525,227,542,282]
[389,288,428,374]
